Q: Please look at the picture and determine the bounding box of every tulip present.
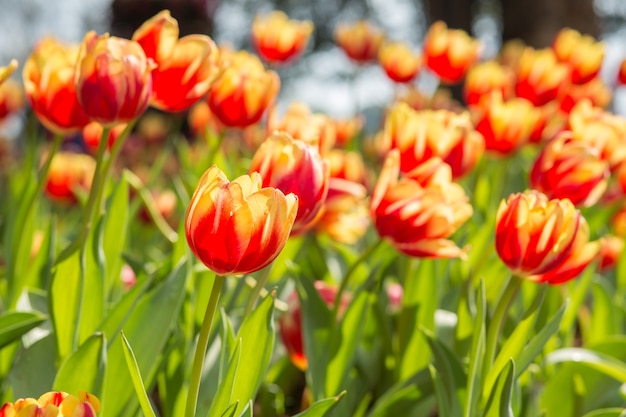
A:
[185,165,297,275]
[474,92,540,155]
[332,115,364,147]
[0,79,24,120]
[267,102,337,154]
[278,281,348,370]
[207,51,279,128]
[249,131,329,235]
[552,28,604,85]
[327,148,369,187]
[380,103,484,178]
[530,132,609,207]
[133,10,220,112]
[423,21,480,84]
[252,11,313,64]
[528,217,600,284]
[314,178,369,245]
[558,77,611,114]
[598,235,623,272]
[45,152,96,204]
[75,31,154,124]
[23,38,91,134]
[188,100,223,137]
[371,149,472,259]
[495,190,581,277]
[0,391,100,417]
[515,47,570,106]
[618,58,626,85]
[378,41,421,83]
[82,121,127,153]
[463,60,513,107]
[334,20,385,64]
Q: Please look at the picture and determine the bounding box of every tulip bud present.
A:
[185,165,298,275]
[495,190,581,277]
[75,31,153,124]
[252,11,313,64]
[45,152,96,204]
[552,28,604,85]
[423,21,480,84]
[378,41,421,83]
[515,47,570,106]
[463,60,514,107]
[334,20,385,63]
[249,131,329,235]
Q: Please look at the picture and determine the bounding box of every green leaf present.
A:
[219,402,238,417]
[208,339,242,417]
[587,279,618,345]
[229,294,276,415]
[296,278,333,400]
[79,215,107,343]
[423,330,465,417]
[429,365,451,417]
[0,311,46,350]
[366,369,433,417]
[102,260,188,417]
[9,334,57,399]
[49,251,81,360]
[294,392,346,417]
[483,359,515,417]
[581,409,626,417]
[121,332,157,417]
[103,174,129,292]
[325,288,371,397]
[465,280,486,417]
[545,348,626,382]
[53,332,106,399]
[237,401,253,417]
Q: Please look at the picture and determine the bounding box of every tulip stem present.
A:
[186,273,225,417]
[243,263,273,318]
[332,239,384,319]
[482,274,522,388]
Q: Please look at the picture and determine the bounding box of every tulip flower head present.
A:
[0,79,24,120]
[249,131,329,235]
[558,77,611,114]
[82,121,127,153]
[0,391,100,417]
[207,51,280,128]
[45,152,96,204]
[252,11,314,64]
[515,47,570,106]
[185,165,298,275]
[378,41,421,83]
[618,58,626,85]
[75,31,154,125]
[371,149,472,259]
[334,20,385,64]
[133,10,220,112]
[23,38,91,134]
[495,190,582,278]
[552,28,604,85]
[332,115,364,147]
[463,60,514,107]
[423,21,481,84]
[530,132,609,207]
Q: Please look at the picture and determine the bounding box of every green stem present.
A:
[185,274,225,417]
[332,239,384,319]
[243,263,273,318]
[483,275,522,377]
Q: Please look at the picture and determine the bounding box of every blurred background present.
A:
[1,0,626,120]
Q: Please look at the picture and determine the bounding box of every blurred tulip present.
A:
[474,92,540,155]
[380,103,484,178]
[82,121,127,153]
[267,102,336,154]
[120,264,137,290]
[530,132,609,207]
[552,28,604,85]
[278,281,348,371]
[314,178,369,245]
[528,217,600,284]
[0,79,24,120]
[386,282,403,314]
[23,38,91,134]
[207,51,279,128]
[378,41,421,83]
[0,391,100,417]
[423,21,480,84]
[598,235,623,272]
[327,148,369,187]
[498,39,526,70]
[133,10,219,112]
[463,60,513,107]
[371,149,472,259]
[0,59,17,85]
[495,190,581,277]
[75,31,153,124]
[332,115,364,147]
[515,47,570,106]
[185,165,297,275]
[558,77,611,114]
[249,131,329,235]
[45,152,96,204]
[252,11,313,64]
[612,205,626,238]
[334,20,385,64]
